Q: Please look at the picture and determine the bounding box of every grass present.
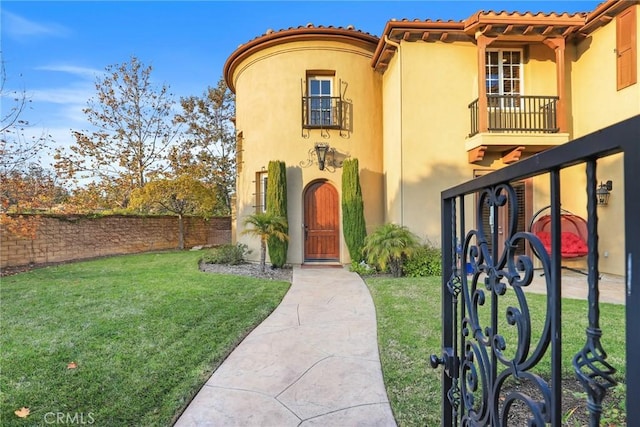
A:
[0,251,290,426]
[365,276,626,426]
[1,255,626,426]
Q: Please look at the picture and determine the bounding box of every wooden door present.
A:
[477,174,531,259]
[304,181,339,261]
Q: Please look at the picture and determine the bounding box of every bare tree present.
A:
[54,56,180,208]
[0,58,49,174]
[173,77,236,214]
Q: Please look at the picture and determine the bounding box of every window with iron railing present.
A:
[302,75,345,129]
[254,171,268,213]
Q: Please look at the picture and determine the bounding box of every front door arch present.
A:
[303,180,339,261]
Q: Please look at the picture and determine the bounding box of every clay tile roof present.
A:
[463,8,587,36]
[224,24,379,92]
[235,23,377,49]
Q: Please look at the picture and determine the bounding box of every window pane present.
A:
[262,177,268,212]
[504,51,516,64]
[321,80,331,95]
[488,80,499,94]
[485,50,523,99]
[310,80,320,95]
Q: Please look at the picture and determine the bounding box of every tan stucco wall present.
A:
[567,6,640,275]
[571,5,640,136]
[379,31,632,276]
[381,39,577,246]
[381,46,402,227]
[231,38,383,265]
[381,41,478,244]
[525,43,558,96]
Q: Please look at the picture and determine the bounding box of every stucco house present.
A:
[224,0,638,276]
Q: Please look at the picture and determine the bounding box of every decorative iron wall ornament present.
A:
[299,143,349,172]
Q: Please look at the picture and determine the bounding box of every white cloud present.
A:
[2,11,70,39]
[36,64,104,80]
[31,85,93,106]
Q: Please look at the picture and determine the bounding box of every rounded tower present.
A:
[224,24,383,265]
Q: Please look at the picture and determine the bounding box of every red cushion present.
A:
[535,231,588,258]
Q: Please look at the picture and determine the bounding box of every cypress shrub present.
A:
[266,160,288,267]
[341,158,367,261]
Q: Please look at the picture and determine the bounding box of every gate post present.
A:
[438,195,455,426]
[625,142,640,425]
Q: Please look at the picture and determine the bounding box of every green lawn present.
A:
[2,255,626,426]
[365,276,626,426]
[0,251,290,426]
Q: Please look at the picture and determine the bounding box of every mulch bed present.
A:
[199,262,293,282]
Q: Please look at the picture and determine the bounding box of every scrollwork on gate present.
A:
[457,183,554,426]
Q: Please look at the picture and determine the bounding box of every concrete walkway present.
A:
[527,269,626,305]
[175,266,396,427]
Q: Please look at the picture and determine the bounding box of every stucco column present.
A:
[544,37,567,133]
[476,33,495,133]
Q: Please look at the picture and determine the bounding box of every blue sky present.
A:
[2,1,600,168]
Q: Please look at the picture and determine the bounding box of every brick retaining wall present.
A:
[1,214,231,270]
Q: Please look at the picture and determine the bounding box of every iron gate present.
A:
[432,116,640,426]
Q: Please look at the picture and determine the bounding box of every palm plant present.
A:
[242,212,289,272]
[362,223,420,277]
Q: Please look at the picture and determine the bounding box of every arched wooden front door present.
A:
[304,181,339,261]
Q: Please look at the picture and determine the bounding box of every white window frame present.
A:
[308,76,333,126]
[486,49,524,109]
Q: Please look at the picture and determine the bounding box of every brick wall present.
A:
[1,214,231,270]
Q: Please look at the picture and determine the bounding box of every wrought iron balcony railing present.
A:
[302,96,344,129]
[469,95,560,136]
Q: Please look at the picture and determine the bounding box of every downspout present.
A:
[384,35,404,226]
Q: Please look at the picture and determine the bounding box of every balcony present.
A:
[466,95,569,164]
[302,96,344,130]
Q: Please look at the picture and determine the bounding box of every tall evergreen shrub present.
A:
[266,160,288,267]
[341,158,367,261]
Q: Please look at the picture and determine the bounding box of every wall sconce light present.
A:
[314,143,330,171]
[596,180,613,206]
[300,143,348,172]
